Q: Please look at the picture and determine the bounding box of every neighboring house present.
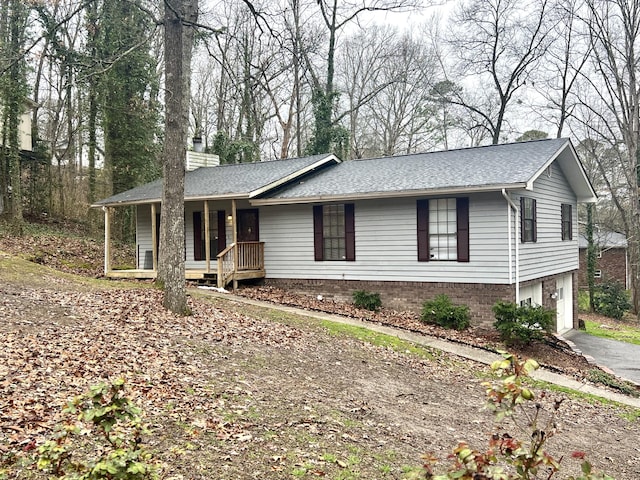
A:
[578,230,628,289]
[94,138,597,331]
[0,99,34,152]
[0,99,35,214]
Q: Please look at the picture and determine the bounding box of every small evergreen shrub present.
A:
[421,294,470,330]
[493,301,555,345]
[592,281,631,320]
[352,290,382,311]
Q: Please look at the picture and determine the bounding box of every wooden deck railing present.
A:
[216,242,264,288]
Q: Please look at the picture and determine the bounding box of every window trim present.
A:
[520,197,537,243]
[561,203,573,241]
[313,204,355,261]
[417,197,469,262]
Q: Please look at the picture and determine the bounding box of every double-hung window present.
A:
[417,197,469,262]
[520,197,537,243]
[561,203,572,240]
[313,204,355,261]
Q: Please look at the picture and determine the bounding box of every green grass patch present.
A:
[587,369,639,397]
[526,377,640,418]
[0,253,153,291]
[583,319,640,346]
[202,295,439,361]
[320,320,437,360]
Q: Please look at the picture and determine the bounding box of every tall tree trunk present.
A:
[5,0,28,230]
[159,0,197,314]
[586,203,596,312]
[86,0,98,206]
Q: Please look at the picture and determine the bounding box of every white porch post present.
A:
[151,203,158,272]
[204,200,210,273]
[103,206,111,275]
[232,199,238,289]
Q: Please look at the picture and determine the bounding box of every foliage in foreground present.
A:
[36,379,159,479]
[493,302,555,345]
[420,294,470,331]
[418,353,613,480]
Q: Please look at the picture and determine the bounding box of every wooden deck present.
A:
[105,242,265,288]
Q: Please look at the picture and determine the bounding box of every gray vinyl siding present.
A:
[515,163,578,282]
[136,204,154,269]
[260,192,512,284]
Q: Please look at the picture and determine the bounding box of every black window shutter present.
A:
[567,204,572,240]
[417,199,429,261]
[520,197,525,243]
[193,211,203,261]
[345,203,355,261]
[532,199,537,242]
[456,197,470,262]
[217,210,227,253]
[313,205,324,261]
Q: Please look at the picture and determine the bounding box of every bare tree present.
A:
[532,0,591,138]
[338,25,396,158]
[575,0,640,314]
[446,0,553,144]
[302,0,419,156]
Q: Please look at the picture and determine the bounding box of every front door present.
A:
[556,274,574,332]
[237,209,259,242]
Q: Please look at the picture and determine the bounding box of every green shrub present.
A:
[592,281,631,320]
[493,301,555,345]
[421,294,470,330]
[577,290,591,312]
[352,290,382,311]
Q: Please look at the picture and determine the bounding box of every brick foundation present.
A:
[264,272,578,330]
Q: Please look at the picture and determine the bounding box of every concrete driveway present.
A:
[563,330,640,385]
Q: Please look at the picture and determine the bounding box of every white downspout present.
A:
[502,189,520,304]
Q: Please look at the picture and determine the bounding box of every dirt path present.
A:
[1,256,639,479]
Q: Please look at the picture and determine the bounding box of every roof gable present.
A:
[93,154,339,207]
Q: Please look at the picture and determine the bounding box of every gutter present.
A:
[502,189,520,304]
[251,183,527,206]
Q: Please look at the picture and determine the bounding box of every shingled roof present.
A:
[94,138,597,207]
[254,138,596,204]
[93,154,337,206]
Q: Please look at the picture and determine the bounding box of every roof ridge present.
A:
[191,153,331,170]
[347,138,568,163]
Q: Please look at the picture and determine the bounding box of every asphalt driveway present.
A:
[563,330,640,385]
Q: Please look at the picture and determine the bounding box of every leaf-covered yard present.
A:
[1,251,640,479]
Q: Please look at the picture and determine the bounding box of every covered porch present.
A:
[103,199,265,288]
